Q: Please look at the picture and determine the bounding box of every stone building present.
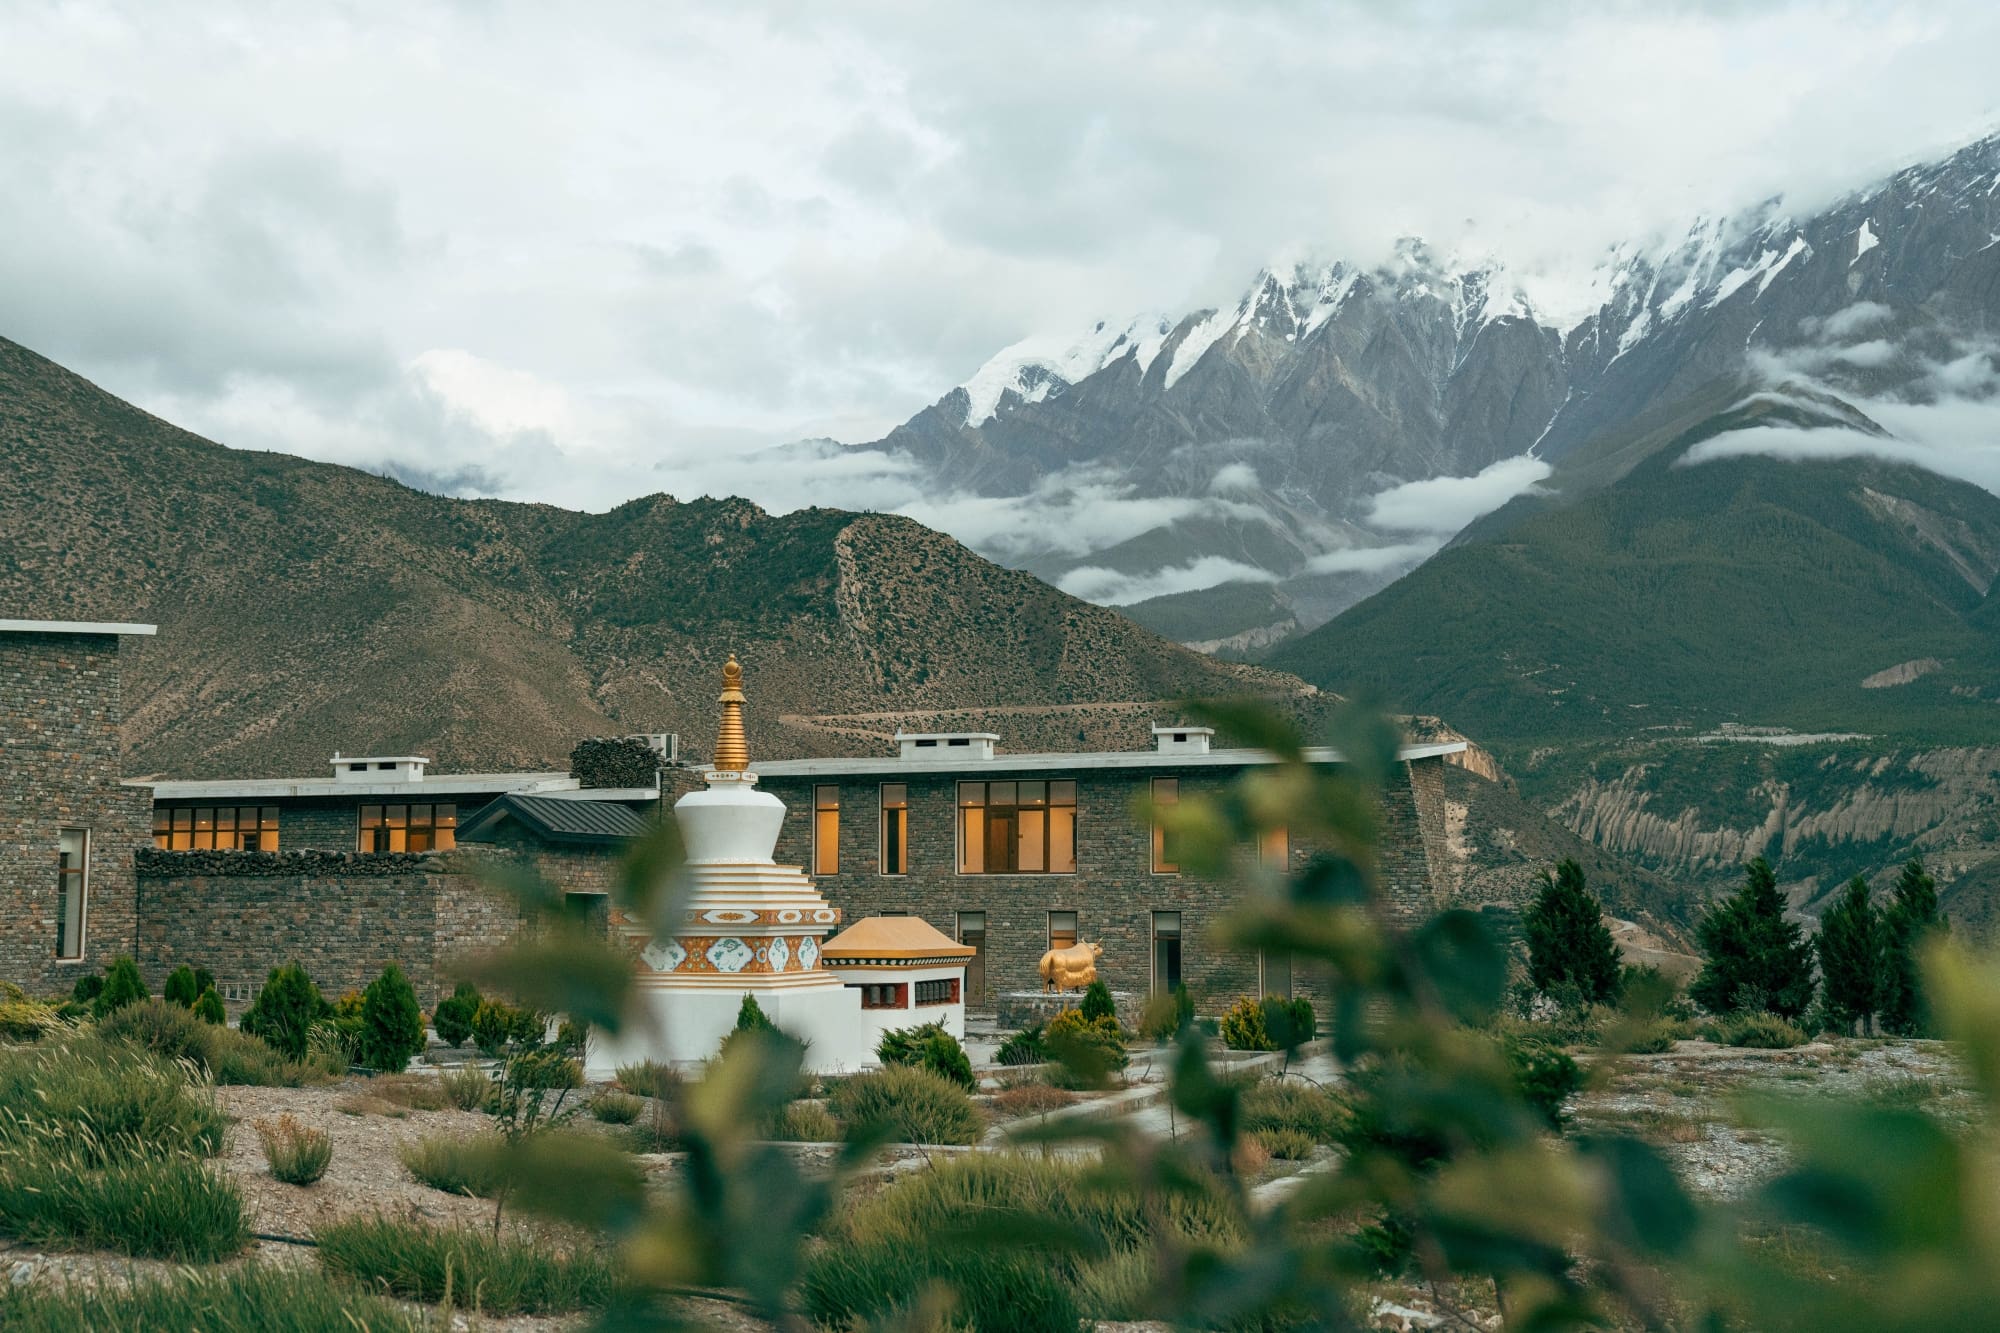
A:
[0,619,156,995]
[754,725,1462,1016]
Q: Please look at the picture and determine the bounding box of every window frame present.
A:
[956,779,1077,876]
[1259,949,1295,1001]
[813,785,841,876]
[879,782,908,876]
[154,805,279,852]
[1048,910,1079,954]
[55,829,89,963]
[358,803,457,853]
[1151,910,1182,997]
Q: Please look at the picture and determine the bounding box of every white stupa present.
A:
[584,657,915,1076]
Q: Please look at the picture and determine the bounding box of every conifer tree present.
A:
[1522,858,1622,1004]
[358,963,427,1073]
[1691,856,1815,1019]
[1816,875,1880,1035]
[1880,856,1946,1036]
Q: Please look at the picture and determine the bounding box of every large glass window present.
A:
[1153,911,1183,995]
[1260,950,1294,1000]
[814,786,840,875]
[1151,778,1180,873]
[880,783,908,875]
[154,806,279,851]
[359,803,457,853]
[958,911,987,1008]
[958,780,1076,874]
[56,830,87,961]
[1049,910,1079,952]
[1259,826,1290,870]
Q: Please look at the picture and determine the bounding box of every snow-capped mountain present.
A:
[853,131,2000,648]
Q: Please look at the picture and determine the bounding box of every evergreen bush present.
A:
[1817,875,1881,1035]
[471,998,515,1056]
[875,1021,976,1089]
[1045,1007,1127,1087]
[192,988,226,1025]
[1219,996,1274,1051]
[1524,859,1623,1004]
[357,964,426,1074]
[1080,979,1117,1023]
[240,963,330,1061]
[1691,857,1815,1019]
[431,981,481,1048]
[734,993,778,1033]
[827,1065,983,1145]
[1261,995,1317,1048]
[995,1023,1049,1066]
[162,965,200,1008]
[94,956,148,1017]
[69,973,105,1005]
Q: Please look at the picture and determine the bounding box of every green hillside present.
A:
[1271,387,2000,754]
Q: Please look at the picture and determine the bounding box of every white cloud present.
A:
[1364,455,1554,533]
[1208,462,1260,495]
[1809,301,1896,341]
[0,1,1993,522]
[1056,558,1278,606]
[1833,339,1900,368]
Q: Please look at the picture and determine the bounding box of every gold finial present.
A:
[713,654,750,772]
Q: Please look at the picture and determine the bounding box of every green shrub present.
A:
[97,998,304,1087]
[995,1023,1048,1066]
[0,998,61,1041]
[192,987,226,1025]
[1241,1078,1346,1144]
[803,1239,1080,1333]
[1619,1017,1683,1055]
[0,1147,246,1261]
[591,1090,645,1124]
[69,972,105,1005]
[241,963,330,1061]
[767,1100,840,1141]
[94,956,148,1017]
[506,1047,583,1091]
[1080,978,1117,1023]
[1046,1007,1128,1088]
[827,1065,984,1145]
[1505,1040,1585,1130]
[1262,995,1317,1048]
[1138,985,1196,1042]
[471,998,516,1056]
[432,981,481,1048]
[876,1021,977,1090]
[162,964,199,1007]
[1254,1127,1320,1160]
[357,964,426,1073]
[0,1263,419,1332]
[256,1113,332,1185]
[616,1059,679,1100]
[1220,996,1274,1051]
[1703,1011,1809,1049]
[316,1216,620,1315]
[441,1064,494,1111]
[400,1131,503,1197]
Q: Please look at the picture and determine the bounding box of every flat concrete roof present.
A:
[753,740,1468,779]
[0,619,157,636]
[135,771,586,801]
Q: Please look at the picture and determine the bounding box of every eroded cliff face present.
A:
[1547,746,2000,904]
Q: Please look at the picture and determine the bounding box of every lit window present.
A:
[1151,778,1180,873]
[814,786,840,875]
[958,780,1076,874]
[1259,826,1289,870]
[880,783,908,875]
[359,803,456,852]
[153,807,278,851]
[56,830,88,961]
[1152,911,1182,995]
[1049,910,1078,953]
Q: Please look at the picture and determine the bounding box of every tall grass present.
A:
[256,1114,333,1185]
[440,1065,492,1111]
[0,1040,227,1161]
[1239,1078,1346,1145]
[826,1065,985,1145]
[803,1153,1246,1330]
[96,998,318,1086]
[0,1263,418,1332]
[0,1148,248,1261]
[316,1216,621,1314]
[400,1131,503,1197]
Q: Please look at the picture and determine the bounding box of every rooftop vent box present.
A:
[894,731,1000,762]
[330,754,430,784]
[1151,725,1214,756]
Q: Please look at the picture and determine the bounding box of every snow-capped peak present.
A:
[958,314,1173,427]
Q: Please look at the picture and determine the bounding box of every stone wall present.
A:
[759,758,1450,1019]
[0,631,151,996]
[134,839,621,1010]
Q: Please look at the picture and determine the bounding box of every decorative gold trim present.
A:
[713,655,750,772]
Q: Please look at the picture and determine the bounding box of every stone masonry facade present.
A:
[133,842,618,1011]
[0,631,152,996]
[760,755,1452,1019]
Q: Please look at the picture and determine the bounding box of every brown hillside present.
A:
[0,335,1310,777]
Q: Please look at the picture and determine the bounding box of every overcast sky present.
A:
[3,1,1996,513]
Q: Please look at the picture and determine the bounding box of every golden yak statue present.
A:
[1038,940,1103,993]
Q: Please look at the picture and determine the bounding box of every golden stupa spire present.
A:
[712,655,750,772]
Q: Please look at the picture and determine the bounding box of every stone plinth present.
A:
[996,989,1140,1029]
